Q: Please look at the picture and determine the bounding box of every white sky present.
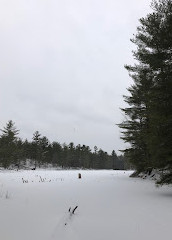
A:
[0,0,152,154]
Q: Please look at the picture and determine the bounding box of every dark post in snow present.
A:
[78,173,81,179]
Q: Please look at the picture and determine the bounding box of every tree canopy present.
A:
[0,120,124,170]
[119,0,172,184]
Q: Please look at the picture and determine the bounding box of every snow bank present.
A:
[137,168,161,182]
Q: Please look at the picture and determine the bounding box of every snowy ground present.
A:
[0,170,172,240]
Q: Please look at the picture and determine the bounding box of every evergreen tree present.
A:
[31,131,42,168]
[119,67,153,171]
[0,120,19,168]
[39,136,50,166]
[51,141,62,167]
[111,150,118,169]
[119,0,172,183]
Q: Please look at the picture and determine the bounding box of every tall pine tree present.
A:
[0,120,19,168]
[119,0,172,183]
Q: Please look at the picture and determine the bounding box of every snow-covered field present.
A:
[0,170,172,240]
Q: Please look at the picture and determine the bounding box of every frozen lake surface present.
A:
[0,170,172,240]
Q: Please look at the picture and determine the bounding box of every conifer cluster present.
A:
[0,120,125,170]
[119,0,172,184]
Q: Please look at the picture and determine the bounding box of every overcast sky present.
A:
[0,0,152,154]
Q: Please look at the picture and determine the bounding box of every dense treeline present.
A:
[0,120,125,170]
[119,0,172,184]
